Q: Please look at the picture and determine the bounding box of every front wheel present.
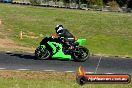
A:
[73,46,90,62]
[35,47,50,60]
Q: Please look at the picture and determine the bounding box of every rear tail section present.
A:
[76,39,86,45]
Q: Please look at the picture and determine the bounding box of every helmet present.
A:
[55,24,64,31]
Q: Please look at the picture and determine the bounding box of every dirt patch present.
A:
[0,38,34,51]
[0,19,2,30]
[0,19,2,25]
[0,18,34,51]
[0,70,76,80]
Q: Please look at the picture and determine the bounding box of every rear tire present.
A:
[73,46,90,62]
[35,47,50,60]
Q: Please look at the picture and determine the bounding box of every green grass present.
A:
[0,3,132,56]
[0,77,132,88]
[0,71,131,88]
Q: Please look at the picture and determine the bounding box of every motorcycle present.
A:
[35,35,90,62]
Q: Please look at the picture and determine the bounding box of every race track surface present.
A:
[0,51,132,74]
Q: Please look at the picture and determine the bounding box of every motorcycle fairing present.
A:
[47,42,71,59]
[76,39,86,45]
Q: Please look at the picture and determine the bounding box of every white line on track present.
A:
[86,72,94,74]
[6,51,11,53]
[17,69,30,71]
[0,68,6,70]
[95,56,102,73]
[0,68,115,74]
[64,71,75,73]
[105,73,114,74]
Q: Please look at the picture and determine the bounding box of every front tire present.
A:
[35,47,50,60]
[73,46,90,62]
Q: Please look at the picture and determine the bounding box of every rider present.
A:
[52,25,77,49]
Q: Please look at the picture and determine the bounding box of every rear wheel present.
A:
[35,47,50,60]
[73,46,90,62]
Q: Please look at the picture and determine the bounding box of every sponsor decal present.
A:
[76,66,131,85]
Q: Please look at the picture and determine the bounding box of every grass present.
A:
[0,70,131,88]
[0,3,132,57]
[0,4,131,88]
[0,78,132,88]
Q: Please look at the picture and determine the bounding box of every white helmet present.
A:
[55,24,64,31]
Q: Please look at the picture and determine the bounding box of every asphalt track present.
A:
[0,51,132,74]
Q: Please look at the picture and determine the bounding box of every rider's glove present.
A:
[52,33,57,39]
[51,36,55,39]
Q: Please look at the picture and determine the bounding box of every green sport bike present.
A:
[35,35,90,62]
